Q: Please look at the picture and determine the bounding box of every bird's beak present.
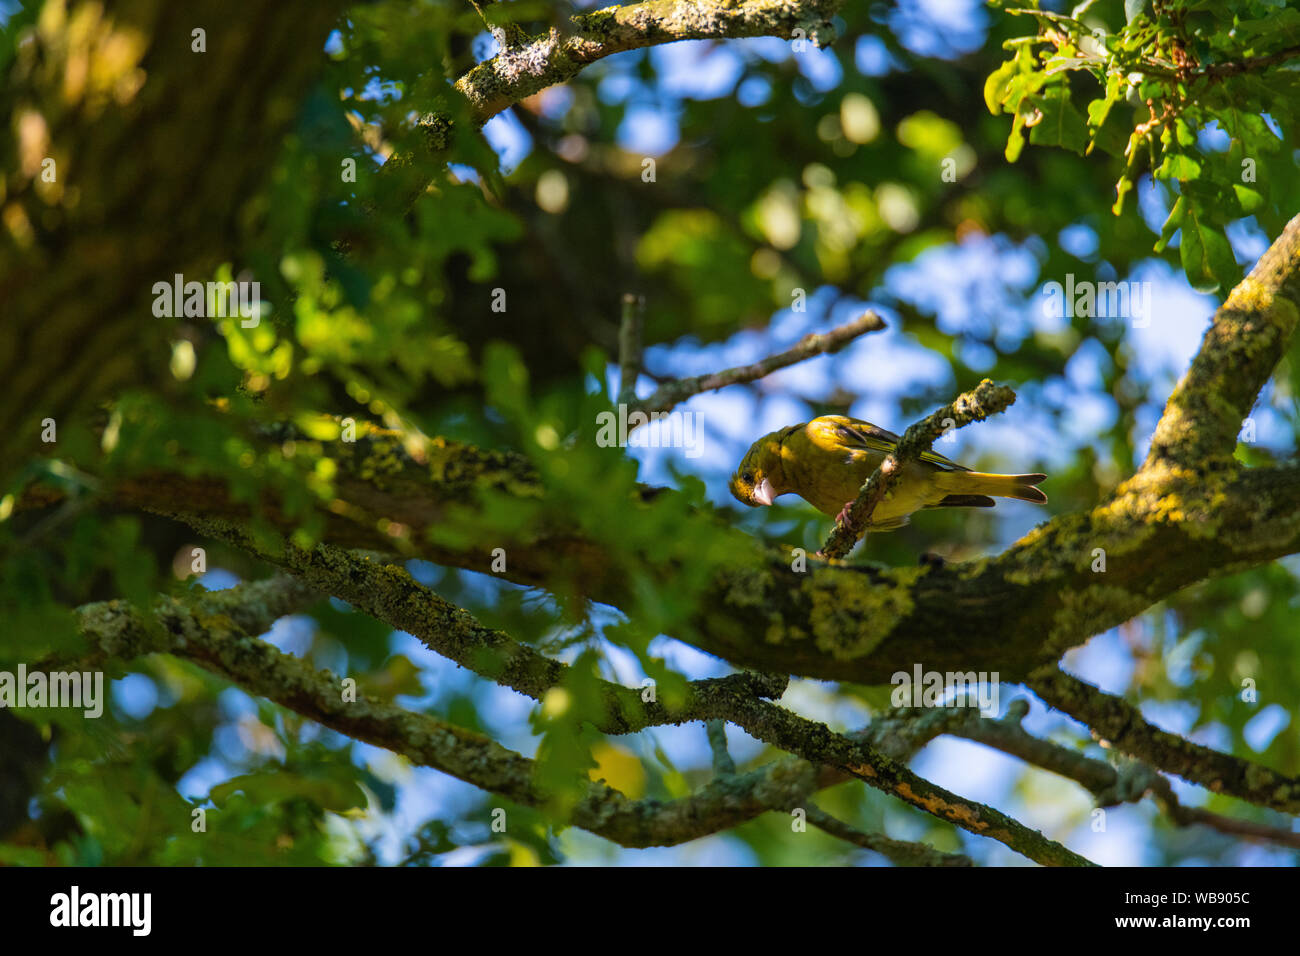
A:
[752,478,775,506]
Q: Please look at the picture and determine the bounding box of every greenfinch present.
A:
[730,415,1047,530]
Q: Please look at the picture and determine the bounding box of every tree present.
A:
[3,0,1299,866]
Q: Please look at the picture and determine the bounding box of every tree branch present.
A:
[68,587,833,849]
[453,0,844,125]
[69,561,1090,863]
[943,699,1300,850]
[67,581,1049,859]
[802,805,974,866]
[632,310,885,418]
[34,444,1300,688]
[716,694,1095,865]
[1027,668,1300,815]
[1199,44,1300,79]
[618,292,645,406]
[153,537,794,738]
[1145,212,1300,470]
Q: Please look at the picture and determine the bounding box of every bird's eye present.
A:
[742,471,753,484]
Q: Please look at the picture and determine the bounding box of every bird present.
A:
[729,415,1047,530]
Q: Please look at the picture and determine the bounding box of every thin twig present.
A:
[944,699,1300,851]
[1157,797,1300,850]
[631,310,885,420]
[467,0,525,49]
[467,0,496,32]
[803,805,974,866]
[1200,44,1300,78]
[717,694,1095,865]
[617,292,645,406]
[1005,8,1300,81]
[1028,667,1300,815]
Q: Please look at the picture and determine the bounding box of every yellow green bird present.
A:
[730,415,1047,530]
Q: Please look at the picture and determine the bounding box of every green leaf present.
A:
[1157,151,1203,181]
[1005,111,1028,162]
[1179,206,1239,294]
[984,59,1018,115]
[1029,87,1090,155]
[1086,74,1130,155]
[482,341,531,418]
[1124,0,1150,22]
[210,768,365,813]
[1232,183,1265,213]
[1155,195,1186,254]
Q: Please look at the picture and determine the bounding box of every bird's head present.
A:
[729,434,785,507]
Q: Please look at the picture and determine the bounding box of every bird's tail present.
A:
[936,471,1048,504]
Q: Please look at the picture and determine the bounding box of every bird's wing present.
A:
[816,416,969,471]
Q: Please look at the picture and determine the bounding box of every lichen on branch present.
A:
[453,0,845,124]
